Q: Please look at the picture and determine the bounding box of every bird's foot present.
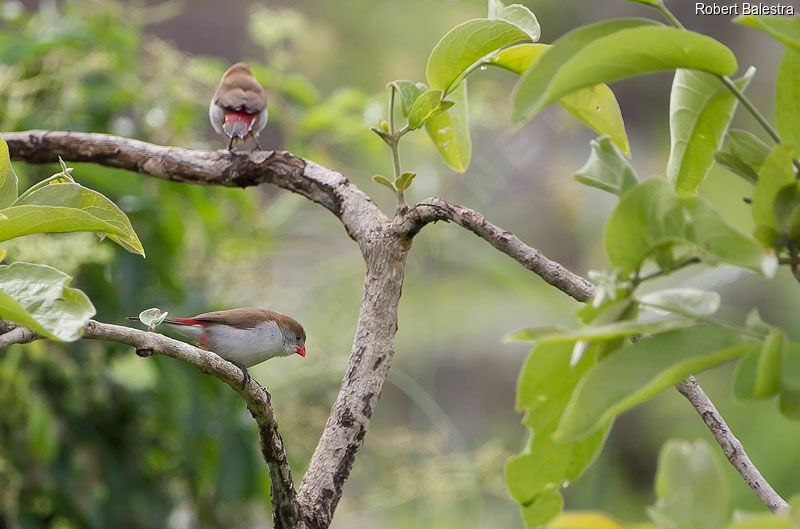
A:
[231,361,250,390]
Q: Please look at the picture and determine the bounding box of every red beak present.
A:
[296,345,306,357]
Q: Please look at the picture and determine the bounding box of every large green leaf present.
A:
[0,262,95,341]
[490,44,630,156]
[667,68,754,195]
[507,342,611,528]
[513,19,738,125]
[777,48,800,148]
[0,182,144,255]
[648,440,728,529]
[555,326,753,440]
[425,81,471,172]
[574,136,638,195]
[605,179,764,273]
[735,14,800,52]
[0,138,18,209]
[493,4,540,42]
[752,144,797,230]
[426,18,530,92]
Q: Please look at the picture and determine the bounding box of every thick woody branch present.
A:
[401,197,596,302]
[1,130,386,244]
[80,320,302,528]
[0,324,38,348]
[676,376,789,514]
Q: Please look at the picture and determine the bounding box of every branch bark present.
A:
[3,130,790,525]
[675,376,789,514]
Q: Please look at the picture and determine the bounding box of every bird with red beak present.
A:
[209,62,268,150]
[131,308,305,388]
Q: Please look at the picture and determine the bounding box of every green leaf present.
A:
[752,144,797,230]
[735,14,800,52]
[0,262,96,341]
[667,68,755,195]
[425,81,471,172]
[372,175,395,191]
[777,48,800,148]
[507,342,611,528]
[555,326,753,440]
[722,515,794,529]
[27,394,58,463]
[491,44,630,155]
[780,342,800,419]
[426,18,530,92]
[509,319,694,345]
[754,327,784,399]
[0,182,144,255]
[513,19,738,125]
[488,0,505,18]
[407,89,447,129]
[0,138,18,209]
[493,4,540,42]
[389,80,428,117]
[574,136,638,195]
[648,439,728,529]
[638,288,721,317]
[561,85,630,157]
[730,129,771,171]
[138,307,169,330]
[733,346,760,401]
[714,151,759,184]
[394,172,417,191]
[605,179,764,273]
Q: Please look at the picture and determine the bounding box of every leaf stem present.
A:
[655,1,685,30]
[637,256,701,283]
[387,86,407,208]
[638,301,764,340]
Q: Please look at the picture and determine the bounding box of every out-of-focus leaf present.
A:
[551,511,657,529]
[27,394,58,463]
[389,80,428,117]
[555,327,752,440]
[733,347,760,401]
[605,179,763,273]
[638,288,721,317]
[648,439,728,529]
[735,14,800,52]
[508,342,611,528]
[0,138,18,209]
[777,48,800,148]
[780,342,800,419]
[407,89,449,129]
[730,129,771,171]
[426,18,529,92]
[754,327,784,399]
[574,136,637,195]
[488,0,505,18]
[489,42,547,73]
[722,516,794,529]
[493,4,540,41]
[1,182,144,255]
[714,151,759,184]
[513,19,738,125]
[425,81,471,172]
[752,144,796,230]
[667,68,754,195]
[372,175,395,191]
[508,319,694,344]
[0,262,95,341]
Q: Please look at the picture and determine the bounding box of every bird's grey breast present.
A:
[207,320,284,367]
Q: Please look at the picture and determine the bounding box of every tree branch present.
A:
[0,324,38,348]
[675,376,789,514]
[400,197,595,302]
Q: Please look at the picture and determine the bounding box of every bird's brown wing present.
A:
[192,308,305,338]
[213,73,266,113]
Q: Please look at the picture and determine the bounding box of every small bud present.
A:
[761,251,779,279]
[379,120,389,132]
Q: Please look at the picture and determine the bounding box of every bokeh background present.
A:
[1,0,799,528]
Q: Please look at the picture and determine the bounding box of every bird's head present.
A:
[280,317,306,358]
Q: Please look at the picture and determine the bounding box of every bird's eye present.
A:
[296,335,302,342]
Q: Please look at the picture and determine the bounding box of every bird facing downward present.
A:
[209,62,268,150]
[131,308,305,387]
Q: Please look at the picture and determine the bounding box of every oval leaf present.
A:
[735,14,800,52]
[425,81,471,172]
[0,262,95,341]
[427,18,530,92]
[493,4,540,42]
[574,136,638,195]
[513,19,738,125]
[407,89,445,129]
[394,171,417,191]
[0,182,144,255]
[0,139,18,209]
[730,129,770,171]
[777,48,800,148]
[389,80,428,117]
[555,326,753,441]
[754,327,784,399]
[752,144,797,230]
[668,68,755,195]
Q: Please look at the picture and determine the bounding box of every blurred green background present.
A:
[1,0,799,528]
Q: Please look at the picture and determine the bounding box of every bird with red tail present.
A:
[209,62,268,150]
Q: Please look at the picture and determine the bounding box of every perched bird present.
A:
[130,308,305,388]
[209,62,268,150]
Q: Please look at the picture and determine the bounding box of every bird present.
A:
[129,308,305,388]
[209,62,268,150]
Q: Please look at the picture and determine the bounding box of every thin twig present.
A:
[675,376,789,514]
